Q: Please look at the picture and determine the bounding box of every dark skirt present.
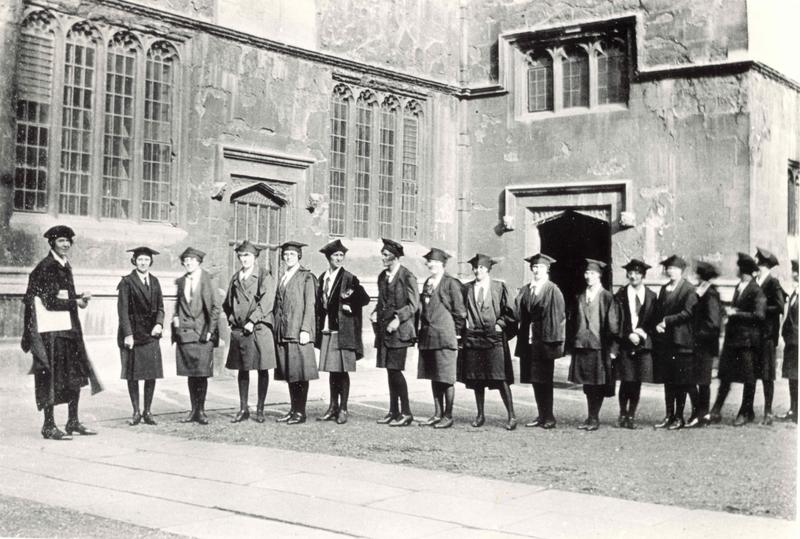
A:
[568,349,608,385]
[120,341,163,380]
[176,341,214,377]
[615,348,655,383]
[460,345,514,389]
[519,343,563,384]
[418,349,457,384]
[655,349,695,385]
[275,342,319,382]
[783,344,798,380]
[225,324,276,371]
[376,345,408,370]
[693,349,715,386]
[718,345,760,383]
[318,331,357,372]
[34,335,89,409]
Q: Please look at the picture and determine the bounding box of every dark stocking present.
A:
[674,386,687,419]
[431,382,443,418]
[143,380,155,414]
[474,385,485,419]
[711,381,731,414]
[498,382,516,420]
[393,370,411,415]
[790,379,798,414]
[287,382,297,414]
[697,384,711,418]
[43,405,55,428]
[256,370,269,412]
[386,370,399,417]
[237,370,250,411]
[626,382,641,418]
[443,384,454,419]
[339,373,350,412]
[127,380,140,414]
[739,382,756,418]
[685,384,699,419]
[187,378,198,414]
[663,384,675,419]
[67,390,80,422]
[763,380,774,415]
[328,373,339,411]
[531,383,545,421]
[618,382,629,417]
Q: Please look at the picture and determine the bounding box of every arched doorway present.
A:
[538,209,611,315]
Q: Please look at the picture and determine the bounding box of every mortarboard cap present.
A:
[660,255,687,270]
[43,225,75,241]
[280,241,307,254]
[621,258,651,274]
[320,239,348,257]
[585,258,607,273]
[755,247,779,268]
[179,247,205,262]
[423,247,450,263]
[737,252,758,274]
[524,253,556,266]
[381,238,404,257]
[234,240,261,256]
[467,253,496,269]
[127,246,160,258]
[694,261,719,281]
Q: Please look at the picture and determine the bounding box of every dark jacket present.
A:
[223,267,275,329]
[463,279,517,347]
[374,265,419,349]
[514,280,566,358]
[783,289,798,349]
[274,267,316,343]
[570,288,620,357]
[418,273,466,351]
[693,284,722,356]
[172,270,220,346]
[654,278,697,353]
[724,279,767,348]
[117,271,165,348]
[613,284,657,352]
[760,274,785,343]
[315,268,370,357]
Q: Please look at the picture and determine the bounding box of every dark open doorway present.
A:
[537,209,611,314]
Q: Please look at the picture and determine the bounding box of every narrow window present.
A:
[401,101,421,241]
[353,91,375,238]
[378,96,398,238]
[14,11,54,212]
[526,53,553,112]
[328,84,350,236]
[102,32,138,219]
[598,41,628,105]
[562,47,589,108]
[142,41,176,223]
[790,161,800,236]
[59,22,98,216]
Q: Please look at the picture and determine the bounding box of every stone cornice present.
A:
[222,147,314,171]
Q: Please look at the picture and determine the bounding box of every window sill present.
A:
[517,103,627,122]
[9,212,188,245]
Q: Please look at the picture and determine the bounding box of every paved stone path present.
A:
[1,366,797,539]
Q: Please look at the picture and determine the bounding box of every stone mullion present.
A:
[47,19,67,215]
[549,46,565,113]
[585,41,601,109]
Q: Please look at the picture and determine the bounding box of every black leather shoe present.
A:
[471,415,485,428]
[434,417,454,429]
[617,414,627,428]
[253,410,266,423]
[128,412,142,426]
[704,411,722,424]
[760,413,774,426]
[577,418,591,430]
[505,418,518,431]
[317,407,338,422]
[276,410,294,423]
[778,410,797,423]
[667,418,685,430]
[625,416,637,429]
[418,415,441,427]
[525,417,544,428]
[287,413,307,425]
[685,416,706,429]
[376,413,396,425]
[42,425,72,441]
[585,418,599,431]
[540,419,557,429]
[653,416,673,429]
[142,412,157,426]
[336,410,348,424]
[65,421,97,436]
[180,411,197,423]
[231,409,250,423]
[196,412,209,425]
[390,414,414,427]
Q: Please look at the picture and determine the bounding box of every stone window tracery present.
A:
[12,9,181,224]
[327,82,423,241]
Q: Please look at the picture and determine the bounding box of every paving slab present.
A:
[163,514,352,539]
[249,471,412,505]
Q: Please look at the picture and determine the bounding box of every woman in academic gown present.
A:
[172,247,220,425]
[223,240,276,424]
[315,239,370,425]
[514,253,565,429]
[117,246,164,426]
[779,260,798,423]
[460,253,518,430]
[416,247,466,429]
[274,241,318,425]
[568,259,620,431]
[687,261,722,428]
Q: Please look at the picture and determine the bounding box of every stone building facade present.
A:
[0,1,797,366]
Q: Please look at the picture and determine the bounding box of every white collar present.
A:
[586,285,601,301]
[627,284,645,300]
[239,267,255,281]
[696,281,711,297]
[325,266,342,281]
[387,264,400,280]
[283,265,300,281]
[531,278,548,290]
[136,271,150,284]
[50,250,68,267]
[757,272,769,286]
[427,273,444,289]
